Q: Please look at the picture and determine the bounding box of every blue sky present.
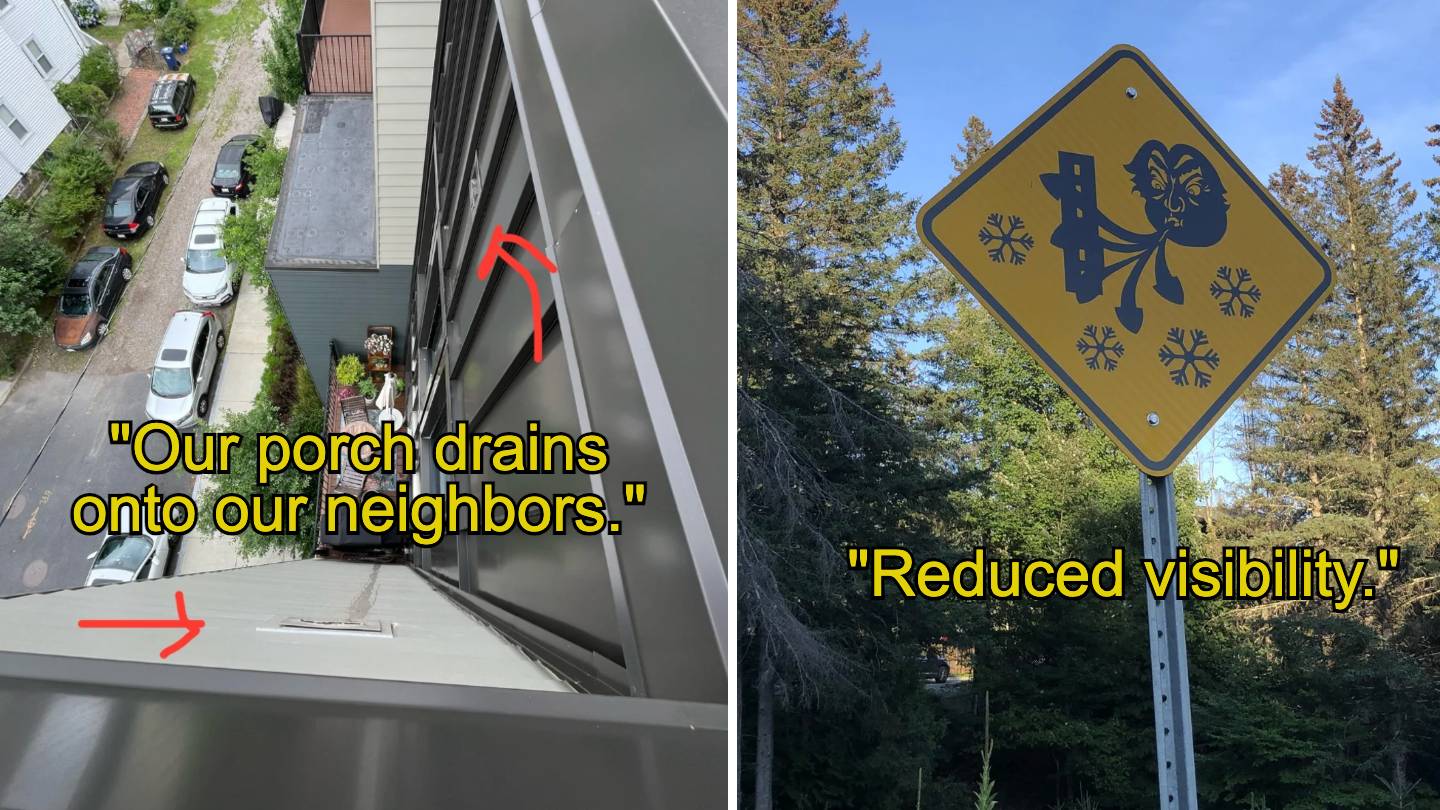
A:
[840,0,1440,492]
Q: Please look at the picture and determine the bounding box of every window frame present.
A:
[24,39,53,77]
[0,103,27,141]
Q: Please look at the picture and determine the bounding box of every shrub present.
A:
[0,208,68,339]
[335,354,364,386]
[68,0,102,28]
[262,0,303,102]
[222,134,286,287]
[197,403,319,558]
[35,132,114,242]
[149,0,175,16]
[118,0,149,23]
[155,2,198,46]
[87,118,125,161]
[55,81,108,123]
[77,46,120,96]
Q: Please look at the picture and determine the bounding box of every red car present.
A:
[54,247,132,351]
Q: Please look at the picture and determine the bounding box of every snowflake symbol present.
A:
[1158,327,1220,388]
[1075,324,1125,371]
[1209,266,1261,318]
[977,213,1035,265]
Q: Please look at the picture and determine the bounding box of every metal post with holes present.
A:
[1140,472,1198,810]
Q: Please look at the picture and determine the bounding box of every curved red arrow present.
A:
[476,225,559,363]
[78,590,204,659]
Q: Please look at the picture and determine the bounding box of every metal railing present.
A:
[299,33,372,94]
[297,0,372,94]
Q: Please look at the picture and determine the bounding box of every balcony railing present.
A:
[316,342,408,554]
[298,0,372,94]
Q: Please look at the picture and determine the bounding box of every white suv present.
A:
[183,197,238,307]
[145,310,226,428]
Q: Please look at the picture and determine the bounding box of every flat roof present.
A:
[267,95,376,270]
[0,560,570,691]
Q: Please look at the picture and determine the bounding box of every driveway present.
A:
[0,12,272,597]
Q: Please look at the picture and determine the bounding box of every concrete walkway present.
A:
[175,276,300,575]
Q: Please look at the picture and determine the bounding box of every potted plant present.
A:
[365,332,393,357]
[335,354,364,397]
[358,377,378,405]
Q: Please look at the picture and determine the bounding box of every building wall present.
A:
[0,36,69,198]
[406,0,726,705]
[268,263,412,397]
[370,0,438,266]
[0,0,96,85]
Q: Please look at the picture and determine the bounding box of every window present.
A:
[24,40,53,76]
[0,105,26,140]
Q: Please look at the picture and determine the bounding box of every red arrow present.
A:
[78,590,205,659]
[476,226,559,363]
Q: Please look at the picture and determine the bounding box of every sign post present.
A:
[1140,473,1196,809]
[914,45,1334,809]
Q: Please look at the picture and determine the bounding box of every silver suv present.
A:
[145,311,226,428]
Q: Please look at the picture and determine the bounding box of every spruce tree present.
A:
[738,2,957,807]
[1242,79,1439,558]
[951,115,994,174]
[1232,77,1440,793]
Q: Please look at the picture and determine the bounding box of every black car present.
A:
[210,134,264,197]
[103,162,168,240]
[54,247,132,351]
[917,650,949,684]
[147,73,196,129]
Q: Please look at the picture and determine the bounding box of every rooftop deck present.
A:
[267,95,376,269]
[300,0,373,93]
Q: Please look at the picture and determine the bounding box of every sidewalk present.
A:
[175,275,300,574]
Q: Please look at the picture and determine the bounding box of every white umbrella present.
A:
[375,372,396,411]
[374,372,405,430]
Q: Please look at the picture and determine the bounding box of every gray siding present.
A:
[268,264,412,396]
[406,0,726,704]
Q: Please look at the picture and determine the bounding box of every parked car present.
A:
[54,247,132,351]
[85,513,179,586]
[145,310,226,429]
[210,134,265,197]
[184,197,239,307]
[917,649,949,684]
[103,162,169,240]
[147,72,196,129]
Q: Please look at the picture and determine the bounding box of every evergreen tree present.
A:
[738,2,959,807]
[1241,78,1439,577]
[951,115,994,174]
[1231,76,1440,793]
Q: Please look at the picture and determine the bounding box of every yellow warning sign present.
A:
[917,45,1332,475]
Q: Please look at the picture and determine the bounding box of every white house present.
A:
[0,0,100,197]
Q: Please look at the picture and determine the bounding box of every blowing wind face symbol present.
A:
[1041,140,1229,333]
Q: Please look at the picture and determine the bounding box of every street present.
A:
[0,6,271,597]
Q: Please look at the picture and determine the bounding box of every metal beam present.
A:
[1139,473,1198,810]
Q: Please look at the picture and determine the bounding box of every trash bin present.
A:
[259,96,283,128]
[177,42,188,55]
[160,46,179,70]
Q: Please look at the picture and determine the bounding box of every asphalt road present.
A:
[0,11,270,597]
[0,370,193,595]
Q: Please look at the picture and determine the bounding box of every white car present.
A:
[145,310,226,428]
[183,197,239,307]
[85,515,179,586]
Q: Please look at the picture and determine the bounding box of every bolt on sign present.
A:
[917,45,1333,475]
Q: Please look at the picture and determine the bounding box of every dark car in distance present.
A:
[103,162,168,240]
[54,247,132,351]
[917,649,949,684]
[147,73,196,129]
[210,134,264,197]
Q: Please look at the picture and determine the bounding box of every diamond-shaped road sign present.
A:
[917,45,1333,475]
